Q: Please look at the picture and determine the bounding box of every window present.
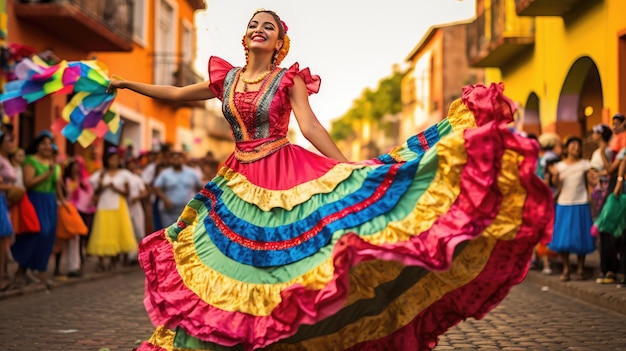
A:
[181,19,193,64]
[149,119,166,151]
[133,0,148,46]
[154,0,178,85]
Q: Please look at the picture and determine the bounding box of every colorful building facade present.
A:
[402,21,485,142]
[94,0,206,157]
[2,0,205,160]
[467,0,626,151]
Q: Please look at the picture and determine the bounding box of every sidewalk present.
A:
[524,251,626,316]
[0,254,141,301]
[3,249,626,317]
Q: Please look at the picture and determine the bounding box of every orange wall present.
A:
[6,3,93,156]
[94,0,198,148]
[6,0,200,156]
[6,4,89,61]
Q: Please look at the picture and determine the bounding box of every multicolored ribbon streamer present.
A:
[0,56,120,147]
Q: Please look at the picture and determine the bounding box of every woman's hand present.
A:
[106,77,125,94]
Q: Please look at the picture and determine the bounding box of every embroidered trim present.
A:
[225,68,283,141]
[234,136,290,163]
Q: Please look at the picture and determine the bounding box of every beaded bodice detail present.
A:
[222,67,288,142]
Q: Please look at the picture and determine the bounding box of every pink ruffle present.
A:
[138,121,552,351]
[138,82,553,350]
[207,56,234,100]
[223,142,340,190]
[207,56,321,100]
[280,62,321,96]
[348,124,554,350]
[462,83,517,126]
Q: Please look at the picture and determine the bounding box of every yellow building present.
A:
[467,0,626,147]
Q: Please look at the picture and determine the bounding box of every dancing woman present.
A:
[109,9,553,351]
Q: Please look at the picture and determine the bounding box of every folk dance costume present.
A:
[137,57,553,351]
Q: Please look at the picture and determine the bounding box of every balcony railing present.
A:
[154,54,205,109]
[515,0,599,17]
[14,0,134,52]
[467,0,535,68]
[175,62,204,87]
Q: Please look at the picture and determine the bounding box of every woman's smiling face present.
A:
[245,12,283,53]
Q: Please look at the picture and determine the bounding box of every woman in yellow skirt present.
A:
[87,147,137,271]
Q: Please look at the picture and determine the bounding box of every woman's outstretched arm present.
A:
[108,79,216,102]
[289,76,349,162]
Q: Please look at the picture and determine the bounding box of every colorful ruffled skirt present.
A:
[137,84,554,351]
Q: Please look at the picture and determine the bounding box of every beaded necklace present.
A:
[240,67,272,92]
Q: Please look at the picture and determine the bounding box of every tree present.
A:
[330,67,406,141]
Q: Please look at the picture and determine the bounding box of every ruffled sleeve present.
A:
[281,62,321,95]
[208,56,234,101]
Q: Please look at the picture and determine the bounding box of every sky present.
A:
[193,1,476,132]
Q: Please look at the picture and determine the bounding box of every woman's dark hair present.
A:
[103,147,121,169]
[249,10,285,40]
[544,158,560,188]
[564,136,583,148]
[561,136,583,159]
[592,124,613,143]
[63,159,76,181]
[64,159,89,191]
[8,148,23,162]
[25,133,52,155]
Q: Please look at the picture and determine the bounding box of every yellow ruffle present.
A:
[172,133,524,319]
[387,145,406,162]
[217,162,365,211]
[364,144,524,245]
[363,134,466,245]
[148,326,175,351]
[174,223,335,317]
[147,98,529,348]
[267,156,527,350]
[179,206,199,226]
[267,236,498,350]
[447,98,478,132]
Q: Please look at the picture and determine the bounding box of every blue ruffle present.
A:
[199,159,421,267]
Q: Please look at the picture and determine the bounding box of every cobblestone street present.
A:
[1,269,626,351]
[1,270,152,351]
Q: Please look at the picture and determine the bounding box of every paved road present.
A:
[1,270,625,351]
[1,270,152,351]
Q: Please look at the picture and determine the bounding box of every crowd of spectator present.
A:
[531,113,626,287]
[0,128,218,291]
